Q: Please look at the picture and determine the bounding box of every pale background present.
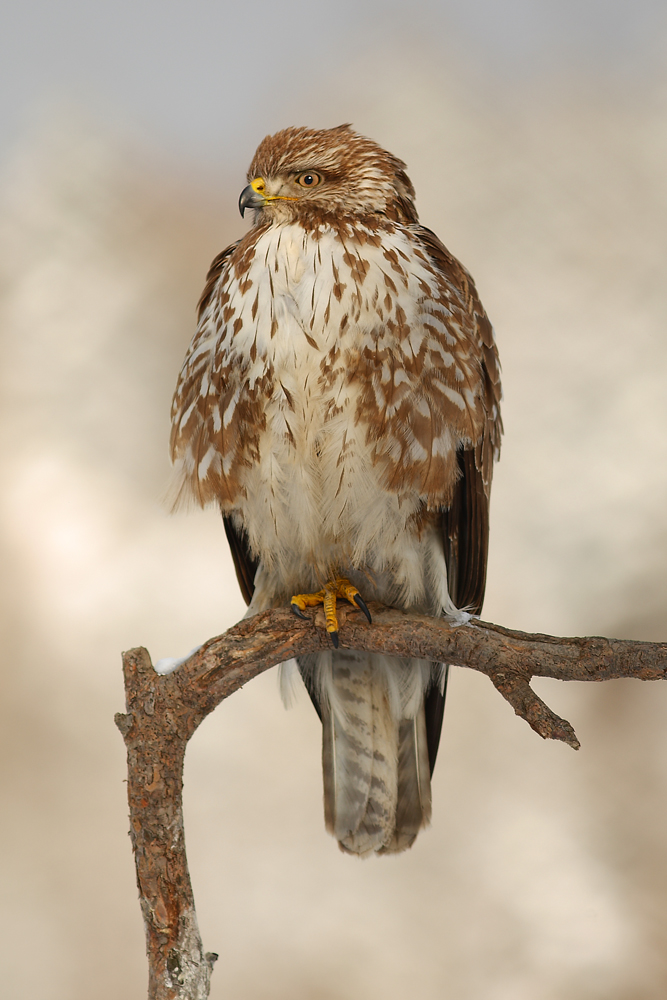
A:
[1,2,667,998]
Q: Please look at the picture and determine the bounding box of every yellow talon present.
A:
[290,589,326,613]
[337,578,362,606]
[290,577,372,648]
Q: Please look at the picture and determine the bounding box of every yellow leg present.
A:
[322,583,339,640]
[291,577,372,647]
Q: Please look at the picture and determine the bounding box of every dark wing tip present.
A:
[222,516,258,606]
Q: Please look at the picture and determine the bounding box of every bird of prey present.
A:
[170,125,502,856]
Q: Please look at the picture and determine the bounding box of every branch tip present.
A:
[122,645,154,675]
[490,670,580,749]
[114,711,132,738]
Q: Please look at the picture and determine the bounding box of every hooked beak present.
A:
[239,184,266,217]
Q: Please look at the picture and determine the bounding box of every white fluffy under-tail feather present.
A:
[305,651,433,856]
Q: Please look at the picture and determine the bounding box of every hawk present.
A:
[170,125,502,856]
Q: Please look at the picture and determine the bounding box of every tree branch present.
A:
[115,603,667,999]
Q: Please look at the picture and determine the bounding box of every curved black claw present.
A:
[291,603,308,620]
[329,631,339,649]
[353,594,372,624]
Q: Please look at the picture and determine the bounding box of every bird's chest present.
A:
[229,225,422,544]
[235,229,381,470]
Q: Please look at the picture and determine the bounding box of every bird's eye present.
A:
[296,172,322,188]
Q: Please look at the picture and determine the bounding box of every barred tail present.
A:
[301,650,433,857]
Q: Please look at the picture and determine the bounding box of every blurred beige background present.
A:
[1,3,667,998]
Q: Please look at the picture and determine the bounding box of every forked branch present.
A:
[115,604,667,999]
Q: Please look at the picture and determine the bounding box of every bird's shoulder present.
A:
[410,224,502,479]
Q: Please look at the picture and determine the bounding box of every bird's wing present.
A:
[413,225,502,771]
[171,239,262,604]
[223,515,259,606]
[169,240,240,505]
[195,242,241,321]
[169,226,272,510]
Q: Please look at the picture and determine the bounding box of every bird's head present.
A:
[238,124,418,226]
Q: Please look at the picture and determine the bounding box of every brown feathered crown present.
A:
[247,124,419,224]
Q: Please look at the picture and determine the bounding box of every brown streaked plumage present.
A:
[171,125,502,855]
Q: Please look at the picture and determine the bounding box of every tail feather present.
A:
[381,713,432,854]
[321,652,398,855]
[302,651,433,857]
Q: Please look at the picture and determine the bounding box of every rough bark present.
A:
[115,604,667,998]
